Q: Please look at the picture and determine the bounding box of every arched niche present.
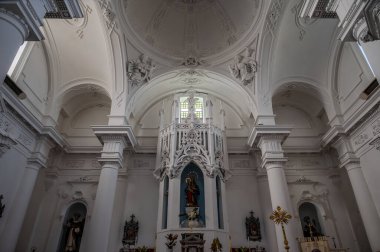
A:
[180,162,205,227]
[162,175,169,229]
[299,202,324,237]
[57,202,87,252]
[216,175,224,229]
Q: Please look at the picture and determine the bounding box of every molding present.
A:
[369,136,380,151]
[1,85,66,148]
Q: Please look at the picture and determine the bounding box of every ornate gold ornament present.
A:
[269,206,292,252]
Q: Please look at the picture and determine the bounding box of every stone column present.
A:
[0,136,54,252]
[249,126,299,252]
[258,138,300,252]
[344,160,380,251]
[87,126,135,252]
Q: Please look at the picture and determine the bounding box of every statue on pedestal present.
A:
[185,173,199,207]
[246,211,261,242]
[122,214,139,249]
[64,213,85,252]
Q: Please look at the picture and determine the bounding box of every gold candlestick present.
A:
[270,206,292,252]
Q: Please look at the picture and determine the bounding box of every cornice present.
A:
[247,125,292,147]
[91,125,137,148]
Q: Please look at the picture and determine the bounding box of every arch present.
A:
[299,202,324,237]
[272,79,335,122]
[126,69,258,126]
[57,201,87,252]
[180,162,205,227]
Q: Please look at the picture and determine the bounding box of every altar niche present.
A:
[57,202,86,252]
[180,163,205,228]
[299,202,324,238]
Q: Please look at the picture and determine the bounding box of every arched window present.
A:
[179,96,204,122]
[299,202,323,237]
[162,175,169,229]
[216,176,224,229]
[57,202,87,252]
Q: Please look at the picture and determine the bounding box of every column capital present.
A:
[248,125,291,148]
[353,17,373,43]
[92,125,137,168]
[0,8,30,40]
[262,157,288,171]
[0,1,45,41]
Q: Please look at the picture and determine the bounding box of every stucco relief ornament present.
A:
[0,118,16,157]
[127,54,155,86]
[229,48,257,86]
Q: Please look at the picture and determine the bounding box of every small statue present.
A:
[122,214,139,247]
[0,194,5,218]
[211,238,222,252]
[303,216,322,238]
[185,174,199,207]
[246,211,261,241]
[165,233,178,249]
[64,213,85,252]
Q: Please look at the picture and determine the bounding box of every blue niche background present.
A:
[180,162,206,226]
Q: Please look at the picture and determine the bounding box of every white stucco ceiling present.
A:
[121,0,262,61]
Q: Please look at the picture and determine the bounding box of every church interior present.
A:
[1,0,380,252]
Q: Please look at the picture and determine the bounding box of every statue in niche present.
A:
[122,214,139,247]
[185,173,199,207]
[64,213,85,252]
[303,216,322,238]
[245,211,261,242]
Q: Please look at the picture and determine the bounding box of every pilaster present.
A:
[0,135,55,252]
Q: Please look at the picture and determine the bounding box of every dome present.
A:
[121,0,262,61]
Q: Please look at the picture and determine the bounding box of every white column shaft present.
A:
[0,164,40,252]
[0,9,28,82]
[87,163,119,252]
[346,164,380,251]
[266,163,300,252]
